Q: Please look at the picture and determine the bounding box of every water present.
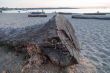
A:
[2,8,110,13]
[66,16,110,73]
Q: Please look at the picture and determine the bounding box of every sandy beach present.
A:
[66,15,110,73]
[0,13,110,73]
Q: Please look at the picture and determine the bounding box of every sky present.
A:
[0,0,110,8]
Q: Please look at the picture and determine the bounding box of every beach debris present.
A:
[72,13,110,20]
[0,9,2,13]
[0,14,80,66]
[28,14,47,17]
[83,13,107,15]
[28,12,47,17]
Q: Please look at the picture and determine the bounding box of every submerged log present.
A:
[0,14,80,67]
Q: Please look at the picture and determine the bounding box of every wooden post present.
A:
[0,9,2,13]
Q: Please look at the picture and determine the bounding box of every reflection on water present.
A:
[66,16,110,73]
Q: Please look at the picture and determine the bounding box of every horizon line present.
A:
[1,6,110,9]
[1,5,110,8]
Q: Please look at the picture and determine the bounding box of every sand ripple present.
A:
[66,15,110,73]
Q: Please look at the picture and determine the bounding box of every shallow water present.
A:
[66,16,110,73]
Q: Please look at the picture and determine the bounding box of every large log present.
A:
[0,14,80,67]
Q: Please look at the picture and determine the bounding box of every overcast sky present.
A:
[0,0,110,8]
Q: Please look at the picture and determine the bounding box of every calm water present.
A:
[66,16,110,73]
[3,8,110,13]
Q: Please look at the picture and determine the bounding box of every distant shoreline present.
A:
[0,7,78,11]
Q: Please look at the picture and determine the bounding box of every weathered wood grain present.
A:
[0,14,80,67]
[56,14,80,63]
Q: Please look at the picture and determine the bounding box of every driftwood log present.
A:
[28,14,47,17]
[0,14,80,67]
[72,14,110,20]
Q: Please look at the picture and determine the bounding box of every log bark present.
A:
[0,14,80,67]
